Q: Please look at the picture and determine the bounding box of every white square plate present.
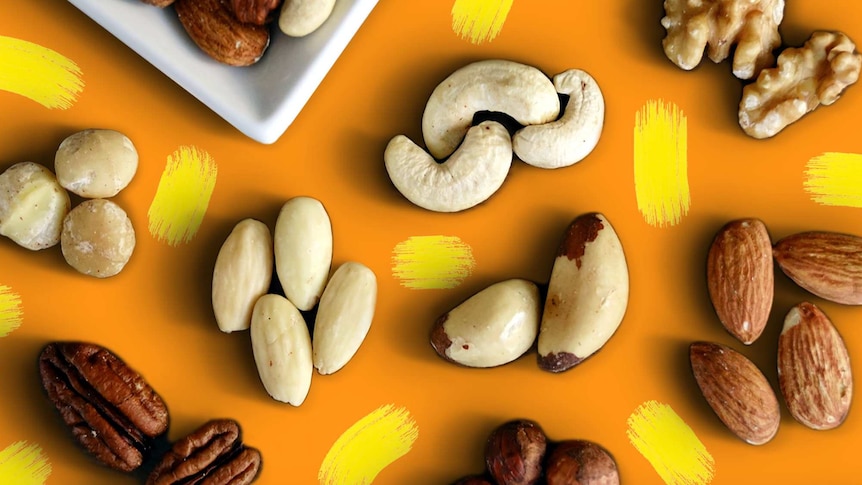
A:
[68,0,378,144]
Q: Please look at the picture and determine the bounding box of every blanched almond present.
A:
[274,196,333,311]
[250,294,313,406]
[312,262,377,375]
[212,219,273,333]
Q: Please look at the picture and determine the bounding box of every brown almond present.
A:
[778,302,852,430]
[690,341,780,445]
[773,231,862,305]
[707,218,774,344]
[175,0,270,67]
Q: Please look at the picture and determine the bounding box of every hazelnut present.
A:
[485,419,547,485]
[544,440,620,485]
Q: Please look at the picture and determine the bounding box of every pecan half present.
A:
[147,419,262,485]
[38,341,170,472]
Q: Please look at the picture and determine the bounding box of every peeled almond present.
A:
[274,196,333,311]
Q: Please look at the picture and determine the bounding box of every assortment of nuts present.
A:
[212,196,377,405]
[385,59,605,212]
[451,419,619,485]
[694,218,856,443]
[0,129,138,277]
[432,213,629,373]
[661,0,862,138]
[140,0,336,66]
[38,341,262,483]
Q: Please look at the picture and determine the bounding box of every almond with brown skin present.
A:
[230,0,282,25]
[778,302,852,430]
[690,341,780,445]
[707,218,774,344]
[175,0,270,67]
[773,231,862,305]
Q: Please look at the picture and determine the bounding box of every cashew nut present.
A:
[421,59,560,160]
[279,0,336,37]
[384,121,512,212]
[512,69,605,169]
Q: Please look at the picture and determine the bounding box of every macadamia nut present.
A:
[55,129,138,198]
[0,162,71,250]
[61,199,136,278]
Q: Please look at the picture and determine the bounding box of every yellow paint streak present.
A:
[391,235,475,289]
[147,146,218,246]
[318,404,419,485]
[627,401,715,485]
[804,152,862,207]
[0,36,83,109]
[451,0,514,44]
[0,442,51,485]
[0,285,23,337]
[634,99,690,227]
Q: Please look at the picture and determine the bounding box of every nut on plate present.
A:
[707,218,774,344]
[0,161,70,250]
[230,0,282,25]
[431,278,541,368]
[739,31,862,139]
[212,219,274,332]
[279,0,336,37]
[773,230,862,305]
[537,213,629,373]
[174,0,271,66]
[661,0,785,79]
[690,341,780,445]
[778,302,852,430]
[146,419,262,485]
[485,419,547,485]
[544,440,620,485]
[39,341,169,472]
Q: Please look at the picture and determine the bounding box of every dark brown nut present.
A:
[38,341,169,472]
[544,440,620,485]
[147,419,262,485]
[175,0,271,67]
[230,0,282,25]
[485,419,547,485]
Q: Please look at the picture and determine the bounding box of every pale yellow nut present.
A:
[55,129,139,198]
[279,0,336,37]
[431,279,540,368]
[0,161,70,250]
[212,218,273,333]
[251,294,313,406]
[313,262,377,375]
[61,199,135,278]
[274,197,333,312]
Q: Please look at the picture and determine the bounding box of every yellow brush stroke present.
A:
[451,0,514,44]
[318,404,419,485]
[0,35,83,109]
[627,401,715,485]
[0,442,51,485]
[634,99,690,227]
[0,285,23,338]
[391,235,475,289]
[804,152,862,207]
[147,146,218,246]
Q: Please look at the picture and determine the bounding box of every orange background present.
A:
[2,1,862,483]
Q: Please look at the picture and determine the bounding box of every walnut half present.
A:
[738,31,862,139]
[661,0,785,79]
